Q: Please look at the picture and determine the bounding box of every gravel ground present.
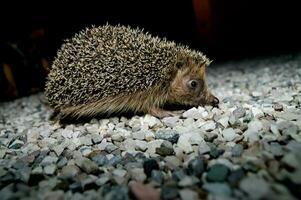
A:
[0,53,301,200]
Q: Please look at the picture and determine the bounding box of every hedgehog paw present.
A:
[149,107,174,118]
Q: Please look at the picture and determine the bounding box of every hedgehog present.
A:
[45,24,219,122]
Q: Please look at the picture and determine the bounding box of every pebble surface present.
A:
[0,53,301,199]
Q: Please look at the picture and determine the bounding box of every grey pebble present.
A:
[151,170,164,185]
[75,157,99,174]
[155,130,179,144]
[60,165,81,179]
[207,164,230,182]
[156,141,174,156]
[203,183,232,196]
[187,157,205,177]
[232,144,243,157]
[233,107,246,118]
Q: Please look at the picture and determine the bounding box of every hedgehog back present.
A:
[45,25,181,108]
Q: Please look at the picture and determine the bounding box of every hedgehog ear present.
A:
[175,61,185,69]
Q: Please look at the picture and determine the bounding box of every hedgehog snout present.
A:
[207,93,219,107]
[196,91,219,107]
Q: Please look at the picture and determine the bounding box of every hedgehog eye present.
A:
[188,80,198,89]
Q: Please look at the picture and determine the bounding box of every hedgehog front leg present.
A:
[149,107,174,118]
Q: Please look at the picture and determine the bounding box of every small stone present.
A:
[273,103,283,111]
[44,164,57,175]
[198,140,210,155]
[9,139,24,149]
[80,174,98,190]
[142,114,161,128]
[281,153,299,169]
[252,91,262,97]
[43,190,65,200]
[79,146,92,156]
[96,175,110,186]
[268,142,284,156]
[26,130,39,143]
[155,130,179,144]
[243,161,259,172]
[187,158,205,177]
[104,186,128,200]
[86,124,99,134]
[156,141,174,156]
[244,129,259,143]
[233,107,246,118]
[111,133,124,142]
[207,164,229,182]
[179,189,199,200]
[0,167,7,177]
[239,176,270,200]
[41,156,58,166]
[130,182,160,200]
[112,169,127,177]
[129,168,147,182]
[147,140,163,155]
[164,156,181,169]
[229,114,238,125]
[183,118,195,127]
[79,136,92,146]
[178,176,199,187]
[282,124,298,137]
[75,157,98,174]
[32,166,43,174]
[123,139,136,151]
[252,107,264,118]
[227,168,245,186]
[183,107,202,119]
[151,170,164,185]
[222,128,239,141]
[162,116,179,127]
[105,143,118,153]
[143,159,159,177]
[17,166,31,183]
[132,130,145,140]
[200,121,216,131]
[57,157,68,168]
[60,165,81,179]
[91,154,109,166]
[203,183,232,196]
[177,135,193,154]
[129,118,141,131]
[52,144,65,156]
[108,155,122,166]
[231,144,243,157]
[208,143,224,158]
[61,129,73,139]
[217,116,229,128]
[91,133,103,144]
[0,149,5,158]
[173,169,187,181]
[145,130,155,141]
[278,112,301,121]
[161,186,179,200]
[135,140,148,151]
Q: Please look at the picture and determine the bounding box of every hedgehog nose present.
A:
[209,94,219,107]
[212,97,219,106]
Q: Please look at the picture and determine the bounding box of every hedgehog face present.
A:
[169,63,219,107]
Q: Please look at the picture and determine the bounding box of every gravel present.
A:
[0,53,301,199]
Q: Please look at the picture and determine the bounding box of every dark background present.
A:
[0,0,300,101]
